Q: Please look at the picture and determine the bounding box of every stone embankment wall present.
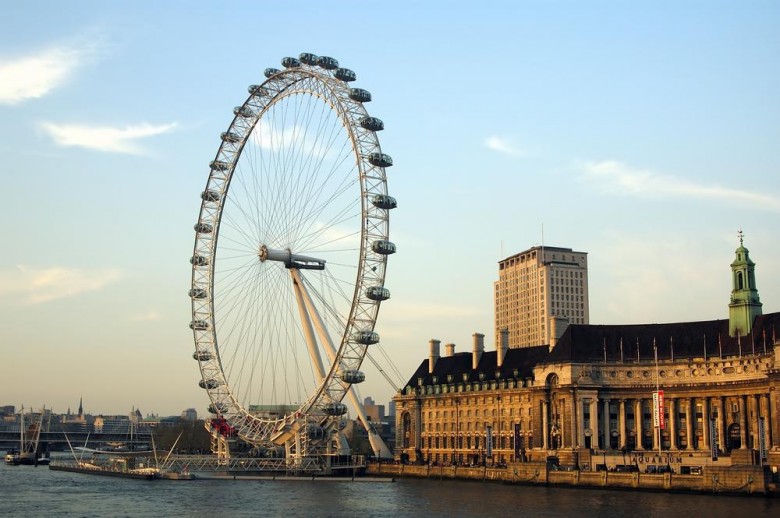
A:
[367,462,776,496]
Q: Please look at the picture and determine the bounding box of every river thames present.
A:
[1,462,777,517]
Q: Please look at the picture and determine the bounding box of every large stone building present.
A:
[396,238,779,473]
[495,246,589,349]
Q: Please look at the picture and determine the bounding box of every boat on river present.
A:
[4,406,50,466]
[49,430,194,480]
[49,458,157,480]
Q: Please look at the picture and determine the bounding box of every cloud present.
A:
[39,122,178,154]
[484,136,525,157]
[580,160,780,212]
[0,42,99,104]
[0,265,121,304]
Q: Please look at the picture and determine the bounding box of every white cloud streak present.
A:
[580,160,780,212]
[39,122,178,154]
[484,136,525,157]
[0,265,121,305]
[0,43,97,104]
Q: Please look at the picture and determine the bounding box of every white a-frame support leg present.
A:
[290,269,393,459]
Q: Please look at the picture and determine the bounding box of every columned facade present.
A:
[396,341,780,470]
[396,239,780,471]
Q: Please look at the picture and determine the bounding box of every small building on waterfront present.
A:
[394,237,779,475]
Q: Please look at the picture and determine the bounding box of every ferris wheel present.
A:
[189,53,396,458]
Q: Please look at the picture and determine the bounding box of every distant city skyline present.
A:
[1,1,778,416]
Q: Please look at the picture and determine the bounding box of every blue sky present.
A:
[1,1,778,416]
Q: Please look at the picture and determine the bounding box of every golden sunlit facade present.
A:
[397,239,779,475]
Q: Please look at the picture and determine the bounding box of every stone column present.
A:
[577,395,585,449]
[718,396,727,452]
[590,397,599,450]
[751,394,760,451]
[669,398,677,449]
[769,389,780,451]
[701,397,709,450]
[685,398,693,450]
[542,401,549,450]
[602,399,610,450]
[619,399,627,449]
[739,395,747,449]
[635,399,644,451]
[560,397,566,448]
[760,394,771,455]
[690,397,698,450]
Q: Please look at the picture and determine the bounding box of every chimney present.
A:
[428,339,441,374]
[549,316,570,351]
[497,328,509,367]
[444,343,455,357]
[472,332,485,370]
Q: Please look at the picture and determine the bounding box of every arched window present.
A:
[737,271,744,290]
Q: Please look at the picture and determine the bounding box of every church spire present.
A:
[728,230,762,337]
[78,396,83,417]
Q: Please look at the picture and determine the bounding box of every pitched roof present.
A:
[404,346,549,389]
[401,312,780,389]
[547,311,780,363]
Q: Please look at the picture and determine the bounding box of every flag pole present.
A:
[654,339,661,457]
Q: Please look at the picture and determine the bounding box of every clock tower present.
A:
[728,230,762,337]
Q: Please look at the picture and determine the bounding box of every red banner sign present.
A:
[657,390,665,430]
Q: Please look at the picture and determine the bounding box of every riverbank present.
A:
[368,461,778,496]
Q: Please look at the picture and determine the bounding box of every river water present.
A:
[1,462,777,517]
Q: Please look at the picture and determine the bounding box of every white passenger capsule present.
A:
[194,222,213,234]
[359,116,383,131]
[349,88,371,103]
[210,160,229,171]
[368,153,393,167]
[335,68,356,82]
[341,370,366,384]
[193,350,212,361]
[189,288,207,299]
[371,240,396,255]
[201,190,220,203]
[371,194,397,210]
[316,55,339,70]
[299,52,319,65]
[353,330,380,345]
[199,378,222,389]
[366,286,391,301]
[323,402,348,416]
[190,319,209,330]
[234,106,256,118]
[220,132,240,143]
[190,255,210,266]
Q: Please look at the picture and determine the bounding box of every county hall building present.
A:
[394,237,779,473]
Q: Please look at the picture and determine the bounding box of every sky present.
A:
[1,1,778,417]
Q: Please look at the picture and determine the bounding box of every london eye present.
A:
[189,53,396,461]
